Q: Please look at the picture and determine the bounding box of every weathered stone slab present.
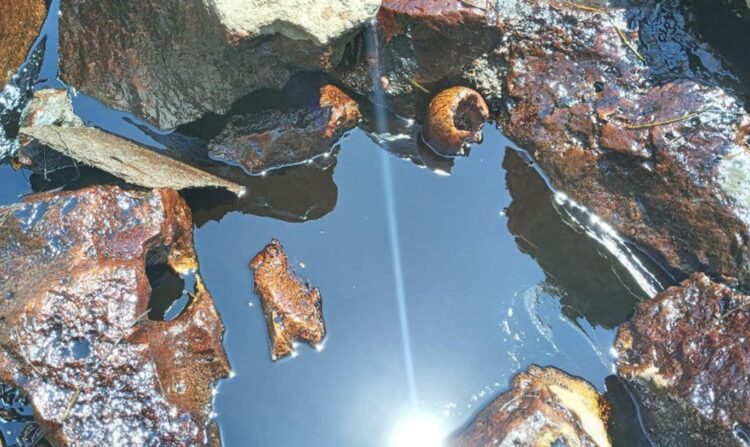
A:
[0,0,47,87]
[20,126,245,196]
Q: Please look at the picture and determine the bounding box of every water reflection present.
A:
[503,149,646,328]
[198,127,628,446]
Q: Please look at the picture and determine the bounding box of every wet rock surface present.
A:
[250,239,326,361]
[19,126,245,196]
[208,85,360,174]
[615,273,749,446]
[58,0,377,128]
[451,365,611,447]
[347,0,750,288]
[0,186,230,446]
[0,0,47,87]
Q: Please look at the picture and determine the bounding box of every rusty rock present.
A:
[423,86,488,156]
[0,186,230,446]
[208,85,360,174]
[0,0,47,87]
[451,365,611,447]
[344,0,750,288]
[250,239,325,361]
[615,273,750,446]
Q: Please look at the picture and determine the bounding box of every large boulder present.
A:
[615,273,749,446]
[339,0,750,288]
[0,186,230,446]
[58,0,380,128]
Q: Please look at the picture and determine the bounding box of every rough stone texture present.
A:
[615,273,749,446]
[0,186,230,446]
[208,85,360,174]
[19,126,245,196]
[345,0,750,288]
[19,89,83,129]
[451,365,611,447]
[209,0,381,45]
[250,239,325,361]
[58,0,377,128]
[0,0,47,86]
[423,86,488,156]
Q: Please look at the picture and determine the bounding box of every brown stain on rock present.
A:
[250,239,326,361]
[0,0,47,86]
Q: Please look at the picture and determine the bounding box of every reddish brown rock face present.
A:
[0,186,230,446]
[250,239,326,361]
[615,273,750,446]
[209,84,360,174]
[451,365,612,447]
[0,0,47,86]
[423,86,489,156]
[340,0,750,288]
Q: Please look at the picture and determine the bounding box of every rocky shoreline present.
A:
[0,0,748,445]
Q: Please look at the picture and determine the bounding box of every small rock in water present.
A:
[250,239,326,361]
[423,86,488,157]
[615,273,749,447]
[209,84,360,174]
[451,365,612,447]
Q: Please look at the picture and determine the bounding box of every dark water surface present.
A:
[196,127,647,446]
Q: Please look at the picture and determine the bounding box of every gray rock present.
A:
[58,0,380,129]
[20,126,245,196]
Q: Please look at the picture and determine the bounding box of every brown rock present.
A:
[0,0,47,86]
[451,365,612,447]
[250,239,325,361]
[615,273,750,446]
[209,85,360,174]
[423,86,489,156]
[0,186,230,446]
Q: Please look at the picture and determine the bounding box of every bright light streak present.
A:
[389,412,445,447]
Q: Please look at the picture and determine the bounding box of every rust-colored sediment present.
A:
[319,84,361,139]
[250,239,326,360]
[452,365,612,447]
[423,86,489,156]
[0,0,47,85]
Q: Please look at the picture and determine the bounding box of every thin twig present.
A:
[459,0,487,11]
[560,2,645,62]
[624,111,703,129]
[409,79,430,94]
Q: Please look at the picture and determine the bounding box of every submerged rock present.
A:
[423,86,488,157]
[451,365,611,447]
[0,186,230,446]
[58,0,379,128]
[0,0,47,87]
[250,239,325,361]
[208,85,360,174]
[19,126,245,196]
[615,273,749,446]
